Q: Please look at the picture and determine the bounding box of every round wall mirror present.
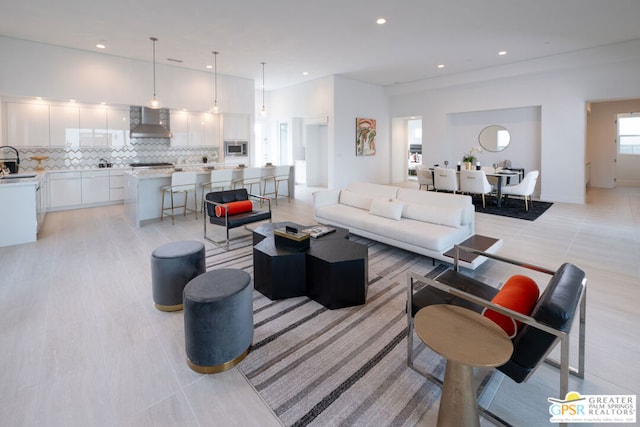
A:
[478,125,511,152]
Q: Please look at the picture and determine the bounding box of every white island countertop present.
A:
[0,173,44,247]
[125,165,294,227]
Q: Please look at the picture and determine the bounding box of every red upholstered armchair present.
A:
[204,189,272,249]
[407,246,586,424]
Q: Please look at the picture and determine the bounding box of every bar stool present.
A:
[161,171,198,225]
[235,167,262,195]
[200,169,233,211]
[262,165,291,206]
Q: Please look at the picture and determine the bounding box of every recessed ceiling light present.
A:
[69,99,76,103]
[437,64,445,69]
[498,50,507,56]
[376,17,386,25]
[302,71,309,76]
[206,64,213,69]
[96,42,106,49]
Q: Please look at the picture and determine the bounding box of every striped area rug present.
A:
[205,236,461,426]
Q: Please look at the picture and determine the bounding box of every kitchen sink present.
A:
[1,174,37,180]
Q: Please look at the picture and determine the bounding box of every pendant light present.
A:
[147,37,161,109]
[260,62,267,116]
[211,51,221,114]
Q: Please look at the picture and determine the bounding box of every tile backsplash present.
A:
[11,141,220,172]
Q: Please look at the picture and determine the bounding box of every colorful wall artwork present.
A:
[356,118,376,156]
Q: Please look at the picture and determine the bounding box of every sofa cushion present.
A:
[345,182,400,199]
[397,188,473,226]
[403,203,462,228]
[340,190,372,210]
[482,275,539,338]
[369,198,404,221]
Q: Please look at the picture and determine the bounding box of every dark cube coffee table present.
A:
[306,239,368,310]
[253,237,307,299]
[252,222,368,308]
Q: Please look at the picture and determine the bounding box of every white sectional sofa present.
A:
[313,182,477,265]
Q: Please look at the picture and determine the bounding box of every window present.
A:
[618,113,640,154]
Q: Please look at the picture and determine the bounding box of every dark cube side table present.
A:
[253,237,307,300]
[306,239,368,310]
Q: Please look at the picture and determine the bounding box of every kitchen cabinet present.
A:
[223,114,249,141]
[170,111,189,146]
[170,111,220,146]
[50,104,80,146]
[79,107,108,147]
[109,169,125,201]
[6,102,50,147]
[48,171,82,209]
[81,170,110,204]
[0,177,41,247]
[107,108,130,147]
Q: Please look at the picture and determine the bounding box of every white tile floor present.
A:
[1,184,638,426]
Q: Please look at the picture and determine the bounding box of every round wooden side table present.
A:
[414,304,513,427]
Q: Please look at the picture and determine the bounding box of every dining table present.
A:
[430,168,523,207]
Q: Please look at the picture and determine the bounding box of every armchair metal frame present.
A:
[203,193,272,250]
[407,245,586,426]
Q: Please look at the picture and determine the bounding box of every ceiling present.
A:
[3,0,640,90]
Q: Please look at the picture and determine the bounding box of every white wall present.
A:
[0,36,254,115]
[332,76,389,189]
[269,76,390,189]
[387,39,640,204]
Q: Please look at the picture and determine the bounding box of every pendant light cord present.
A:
[150,37,158,101]
[261,62,266,112]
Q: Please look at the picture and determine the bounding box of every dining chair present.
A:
[501,170,539,210]
[161,171,198,225]
[416,166,434,191]
[459,169,494,207]
[433,167,458,193]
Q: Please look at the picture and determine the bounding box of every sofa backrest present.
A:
[397,188,474,226]
[339,182,399,210]
[205,189,250,217]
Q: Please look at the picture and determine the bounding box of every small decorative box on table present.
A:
[273,225,310,252]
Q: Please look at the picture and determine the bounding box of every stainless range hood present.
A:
[130,107,172,138]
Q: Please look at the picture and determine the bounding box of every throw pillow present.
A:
[369,198,404,221]
[340,190,372,210]
[215,200,253,217]
[483,275,540,338]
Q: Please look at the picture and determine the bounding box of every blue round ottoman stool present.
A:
[151,240,206,311]
[184,269,253,374]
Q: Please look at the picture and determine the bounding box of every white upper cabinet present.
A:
[107,107,130,147]
[170,110,189,146]
[202,112,221,146]
[223,114,249,141]
[50,104,80,146]
[79,106,108,147]
[6,102,50,147]
[170,111,220,146]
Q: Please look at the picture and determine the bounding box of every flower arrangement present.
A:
[462,146,483,163]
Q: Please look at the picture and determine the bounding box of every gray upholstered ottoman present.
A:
[184,269,253,374]
[151,240,206,311]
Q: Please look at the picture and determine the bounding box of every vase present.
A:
[464,161,473,170]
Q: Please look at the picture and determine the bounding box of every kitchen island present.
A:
[125,165,294,227]
[0,173,45,247]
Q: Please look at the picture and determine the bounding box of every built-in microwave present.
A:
[224,140,248,157]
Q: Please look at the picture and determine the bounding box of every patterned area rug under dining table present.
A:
[206,235,493,426]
